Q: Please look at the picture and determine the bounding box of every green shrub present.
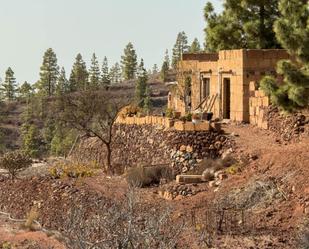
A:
[0,151,32,179]
[225,164,242,175]
[166,108,174,118]
[126,165,174,188]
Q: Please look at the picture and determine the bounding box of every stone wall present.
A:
[70,124,232,172]
[116,115,220,131]
[249,81,270,129]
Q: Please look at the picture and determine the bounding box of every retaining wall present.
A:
[70,124,232,171]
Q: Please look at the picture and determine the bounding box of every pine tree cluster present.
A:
[260,0,309,112]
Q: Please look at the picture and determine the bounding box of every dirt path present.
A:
[223,123,280,153]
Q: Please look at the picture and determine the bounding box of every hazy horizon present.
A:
[0,0,222,84]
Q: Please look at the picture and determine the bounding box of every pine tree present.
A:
[56,67,69,95]
[143,84,152,114]
[1,67,17,100]
[37,48,59,96]
[121,42,138,80]
[152,64,159,74]
[164,49,170,69]
[204,1,281,52]
[18,81,33,100]
[110,62,122,84]
[21,123,41,158]
[89,53,101,89]
[161,50,170,82]
[69,53,89,91]
[161,62,169,83]
[190,38,202,53]
[172,32,189,69]
[50,126,76,157]
[260,0,309,111]
[135,59,148,107]
[101,56,111,88]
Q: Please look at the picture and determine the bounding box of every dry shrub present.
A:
[191,156,237,175]
[218,180,285,210]
[120,105,142,118]
[0,151,32,179]
[49,161,97,179]
[22,206,39,231]
[64,186,184,249]
[1,242,12,249]
[126,165,174,188]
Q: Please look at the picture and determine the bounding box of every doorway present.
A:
[223,78,231,119]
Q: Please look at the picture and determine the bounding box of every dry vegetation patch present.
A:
[125,165,174,187]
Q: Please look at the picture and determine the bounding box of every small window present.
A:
[202,78,210,99]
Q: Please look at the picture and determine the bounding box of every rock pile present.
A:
[206,170,228,188]
[170,145,200,173]
[266,107,309,141]
[159,184,202,200]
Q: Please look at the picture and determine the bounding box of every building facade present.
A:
[168,49,290,122]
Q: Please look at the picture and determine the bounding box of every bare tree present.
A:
[56,90,130,173]
[169,60,198,114]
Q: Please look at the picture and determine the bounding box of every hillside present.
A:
[0,76,169,154]
[0,118,308,248]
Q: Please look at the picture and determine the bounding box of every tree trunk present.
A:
[105,143,112,174]
[259,4,266,48]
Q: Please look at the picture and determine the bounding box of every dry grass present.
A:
[1,241,13,249]
[49,161,98,179]
[21,206,39,231]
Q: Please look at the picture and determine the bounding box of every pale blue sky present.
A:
[0,0,222,84]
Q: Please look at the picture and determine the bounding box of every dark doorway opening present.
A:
[223,78,231,119]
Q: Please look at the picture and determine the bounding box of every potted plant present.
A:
[192,113,201,124]
[174,112,181,119]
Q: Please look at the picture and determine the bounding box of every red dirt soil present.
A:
[0,124,308,248]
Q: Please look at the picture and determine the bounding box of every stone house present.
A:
[168,49,290,122]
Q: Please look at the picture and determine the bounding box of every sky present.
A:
[0,0,223,84]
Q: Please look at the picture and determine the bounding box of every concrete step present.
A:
[176,175,203,184]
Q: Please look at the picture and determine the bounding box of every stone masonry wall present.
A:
[249,81,270,129]
[71,124,232,173]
